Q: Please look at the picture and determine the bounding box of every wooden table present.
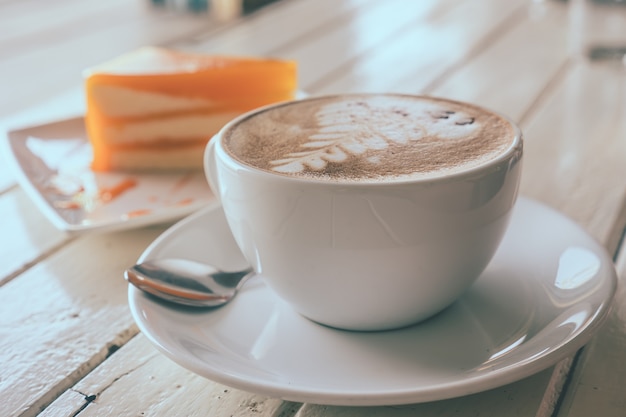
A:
[2,0,625,416]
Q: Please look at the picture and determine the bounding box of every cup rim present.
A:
[206,93,523,186]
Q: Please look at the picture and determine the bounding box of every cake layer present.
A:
[84,47,298,171]
[84,47,297,98]
[87,84,218,118]
[93,112,241,145]
[88,84,293,119]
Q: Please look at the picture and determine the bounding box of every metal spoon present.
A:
[124,258,254,307]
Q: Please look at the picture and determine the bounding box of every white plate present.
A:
[2,117,217,234]
[128,197,617,406]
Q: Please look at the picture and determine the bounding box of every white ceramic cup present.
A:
[205,94,523,331]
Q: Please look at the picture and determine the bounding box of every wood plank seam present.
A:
[67,391,95,417]
[518,57,574,127]
[303,0,460,94]
[266,0,378,58]
[1,2,158,61]
[32,327,144,417]
[535,351,582,417]
[605,196,626,262]
[422,3,528,96]
[611,225,626,263]
[69,347,151,416]
[0,235,77,287]
[270,401,304,417]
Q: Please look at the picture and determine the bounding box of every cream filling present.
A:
[90,84,219,117]
[101,112,242,145]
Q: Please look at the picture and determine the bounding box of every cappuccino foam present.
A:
[222,94,518,182]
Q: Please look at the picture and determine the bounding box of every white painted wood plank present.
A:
[414,1,626,251]
[271,0,461,90]
[0,225,165,417]
[427,1,570,123]
[519,60,626,251]
[0,189,68,286]
[312,0,528,95]
[39,389,86,417]
[40,335,303,417]
[0,0,142,58]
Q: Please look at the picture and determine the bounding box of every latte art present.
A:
[222,94,517,181]
[271,97,480,174]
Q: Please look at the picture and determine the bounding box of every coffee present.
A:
[222,94,517,182]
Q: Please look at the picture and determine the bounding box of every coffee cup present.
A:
[205,93,522,331]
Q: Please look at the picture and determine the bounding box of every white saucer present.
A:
[3,117,217,234]
[128,197,617,406]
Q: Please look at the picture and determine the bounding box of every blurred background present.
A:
[0,0,282,120]
[1,0,625,126]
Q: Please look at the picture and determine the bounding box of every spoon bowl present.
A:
[124,258,254,307]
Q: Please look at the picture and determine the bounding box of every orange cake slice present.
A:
[84,47,297,171]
